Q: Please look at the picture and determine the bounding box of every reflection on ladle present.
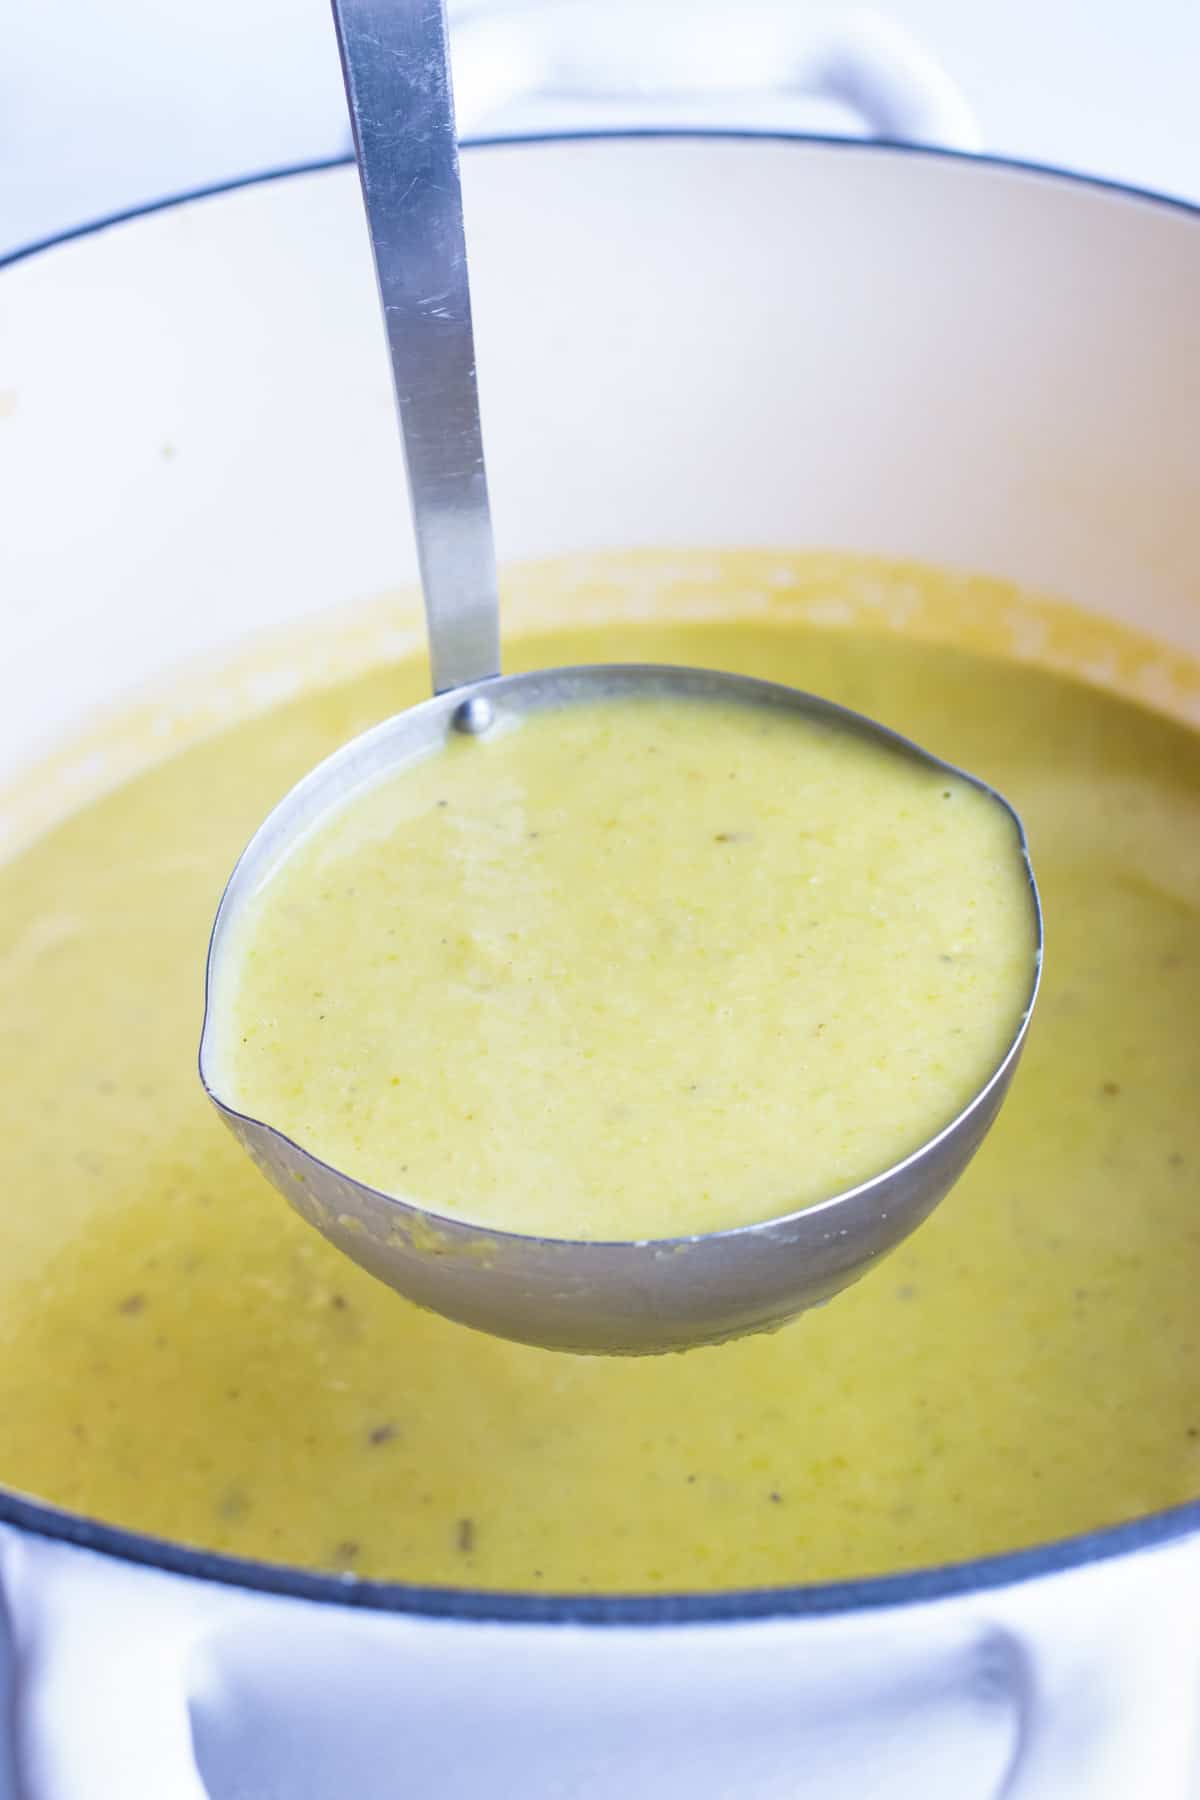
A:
[198,0,1042,1354]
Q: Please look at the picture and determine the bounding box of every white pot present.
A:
[1,39,1199,1800]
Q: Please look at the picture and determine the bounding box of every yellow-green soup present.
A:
[0,551,1196,1591]
[218,696,1035,1238]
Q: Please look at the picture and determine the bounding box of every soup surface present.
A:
[218,695,1035,1238]
[0,551,1197,1590]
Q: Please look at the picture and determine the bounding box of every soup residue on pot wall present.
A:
[0,549,1196,1591]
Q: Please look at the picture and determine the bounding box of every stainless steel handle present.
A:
[332,0,501,695]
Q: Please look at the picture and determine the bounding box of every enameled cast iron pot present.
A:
[1,31,1199,1799]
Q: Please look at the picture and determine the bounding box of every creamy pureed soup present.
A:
[0,551,1197,1591]
[217,696,1035,1239]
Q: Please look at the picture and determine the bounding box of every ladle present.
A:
[199,0,1042,1354]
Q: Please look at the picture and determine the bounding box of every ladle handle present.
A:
[331,0,501,695]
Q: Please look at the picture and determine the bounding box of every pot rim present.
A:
[6,126,1200,274]
[2,127,1197,1623]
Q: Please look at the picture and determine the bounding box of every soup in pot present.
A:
[0,550,1196,1590]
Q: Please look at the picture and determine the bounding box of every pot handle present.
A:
[450,2,980,152]
[1,1527,221,1800]
[994,1547,1200,1800]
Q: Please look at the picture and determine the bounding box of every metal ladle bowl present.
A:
[198,0,1042,1355]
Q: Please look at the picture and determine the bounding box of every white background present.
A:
[2,0,1199,258]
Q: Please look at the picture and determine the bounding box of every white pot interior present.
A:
[2,136,1199,796]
